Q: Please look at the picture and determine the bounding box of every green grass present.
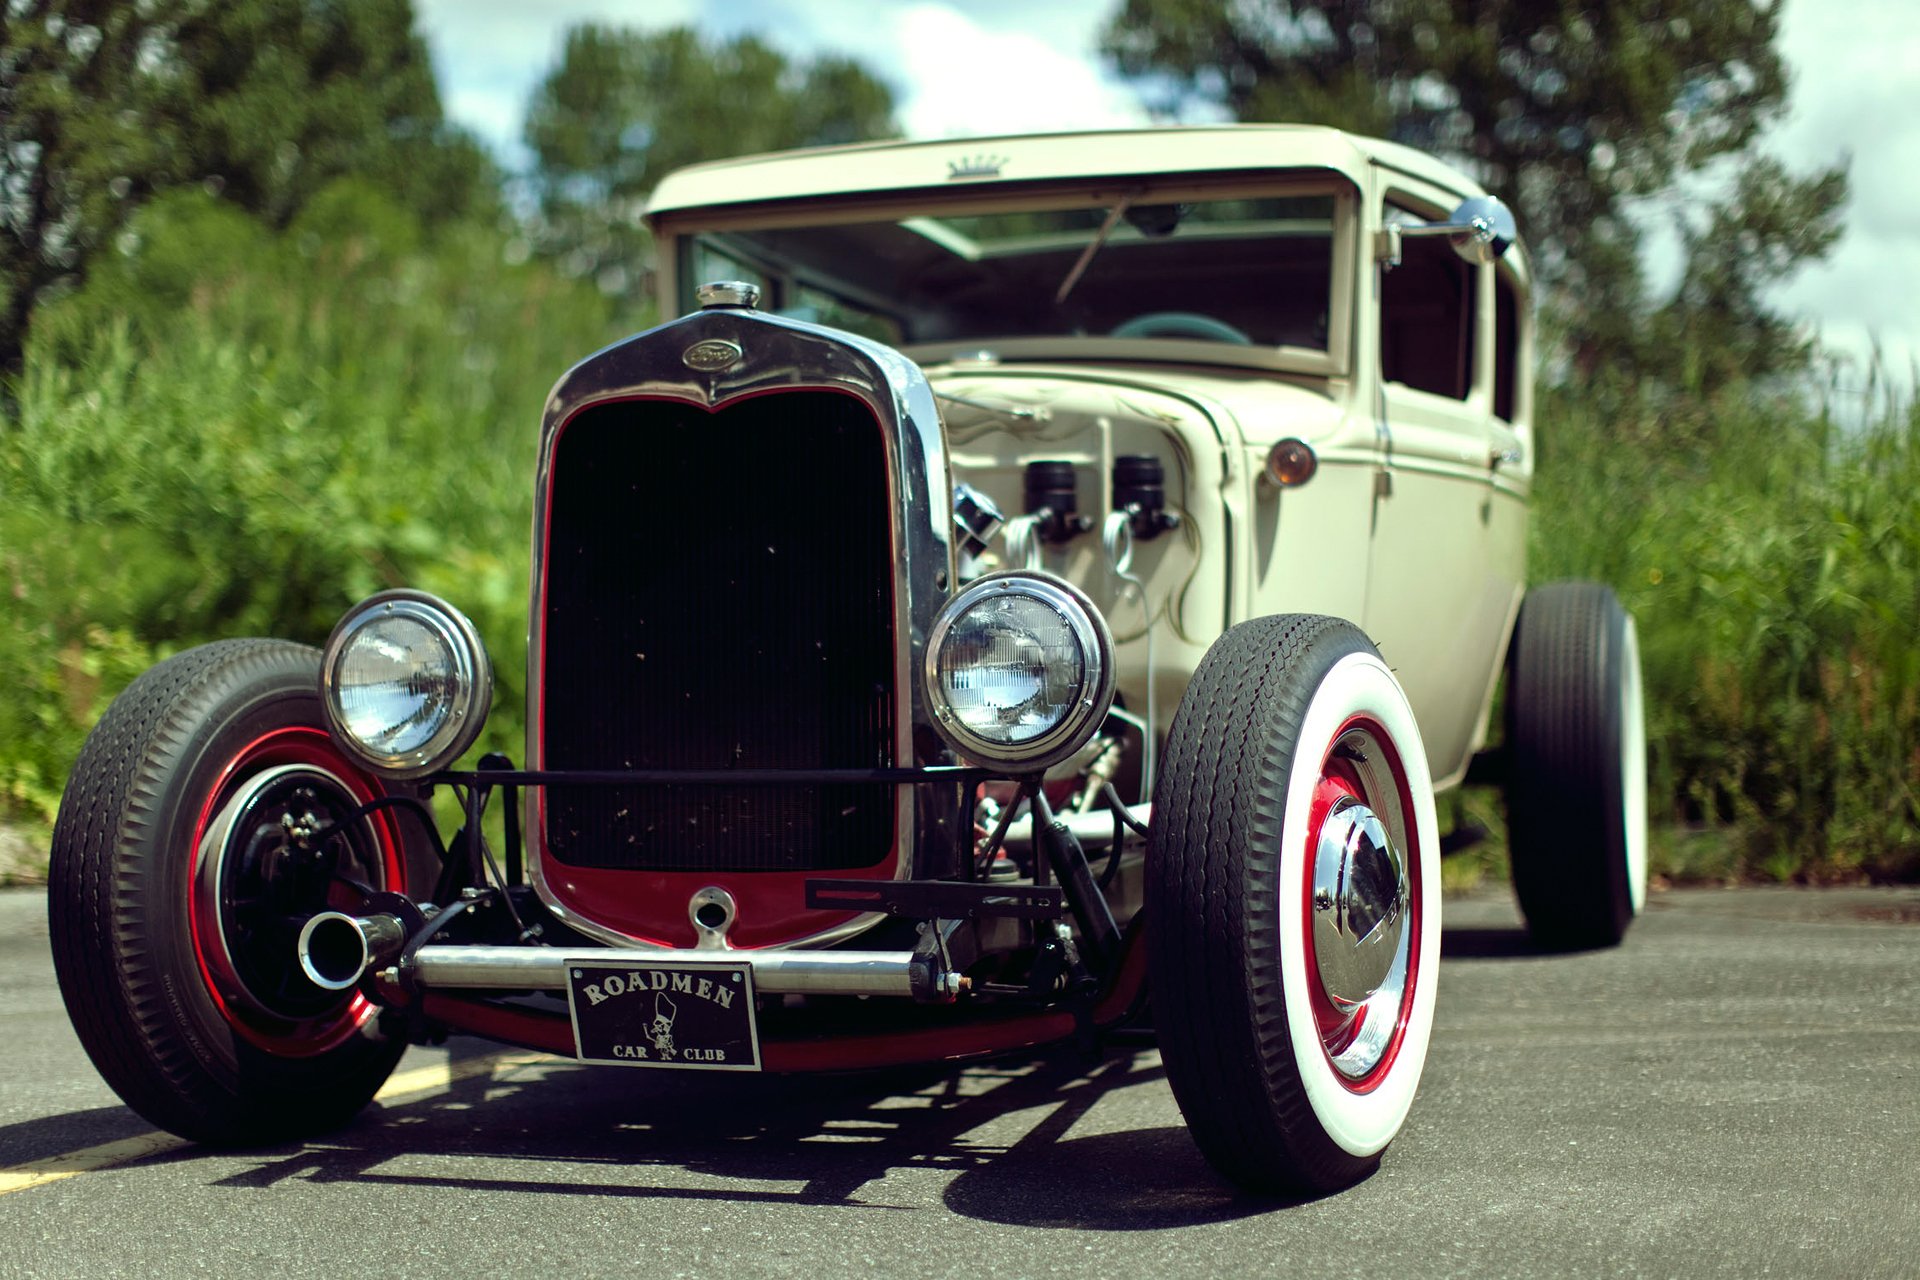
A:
[0,185,631,867]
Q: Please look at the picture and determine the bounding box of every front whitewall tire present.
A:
[1147,614,1440,1193]
[1276,651,1440,1157]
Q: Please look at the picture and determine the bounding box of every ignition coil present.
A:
[1023,460,1093,544]
[1112,454,1181,540]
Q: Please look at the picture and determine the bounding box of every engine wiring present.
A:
[1102,503,1203,645]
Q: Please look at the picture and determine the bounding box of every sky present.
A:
[414,0,1918,397]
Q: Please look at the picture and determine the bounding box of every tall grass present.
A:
[0,184,629,838]
[1533,382,1920,882]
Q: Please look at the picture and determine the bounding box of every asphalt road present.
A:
[2,884,1916,1279]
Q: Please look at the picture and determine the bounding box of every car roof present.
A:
[645,124,1489,222]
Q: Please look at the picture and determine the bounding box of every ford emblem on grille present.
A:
[682,339,743,372]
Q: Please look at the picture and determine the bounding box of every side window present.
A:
[1381,205,1476,400]
[1494,266,1522,423]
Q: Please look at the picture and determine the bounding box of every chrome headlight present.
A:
[321,590,492,778]
[925,572,1114,771]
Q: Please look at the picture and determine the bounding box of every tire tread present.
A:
[49,640,405,1145]
[1148,614,1380,1193]
[1505,582,1633,948]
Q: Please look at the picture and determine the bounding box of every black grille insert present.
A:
[541,392,896,872]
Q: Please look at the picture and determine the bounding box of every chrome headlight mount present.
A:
[924,571,1115,773]
[321,589,492,779]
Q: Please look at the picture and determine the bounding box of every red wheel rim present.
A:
[1299,714,1422,1093]
[188,727,405,1056]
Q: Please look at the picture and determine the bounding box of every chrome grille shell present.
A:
[527,307,956,950]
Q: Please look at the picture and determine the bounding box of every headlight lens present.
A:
[926,573,1114,770]
[322,590,491,778]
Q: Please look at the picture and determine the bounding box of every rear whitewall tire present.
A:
[1622,615,1649,915]
[1505,582,1649,948]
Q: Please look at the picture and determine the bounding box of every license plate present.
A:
[564,960,761,1070]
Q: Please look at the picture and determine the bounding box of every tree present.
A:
[0,0,494,372]
[1649,155,1848,396]
[523,25,897,305]
[1101,0,1847,393]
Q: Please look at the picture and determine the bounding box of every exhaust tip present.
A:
[299,912,374,990]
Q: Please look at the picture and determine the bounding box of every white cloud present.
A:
[416,0,1148,161]
[889,4,1149,138]
[697,0,1146,139]
[1769,0,1920,386]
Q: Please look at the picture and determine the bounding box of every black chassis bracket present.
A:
[805,878,1067,921]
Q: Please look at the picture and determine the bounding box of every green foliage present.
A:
[1,0,495,370]
[0,183,629,855]
[527,24,897,207]
[1646,156,1850,398]
[1101,0,1849,395]
[1533,383,1920,882]
[523,24,897,316]
[162,0,495,228]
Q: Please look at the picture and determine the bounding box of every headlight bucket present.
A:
[924,571,1115,772]
[321,589,492,779]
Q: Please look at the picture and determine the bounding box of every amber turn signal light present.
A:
[1265,438,1318,487]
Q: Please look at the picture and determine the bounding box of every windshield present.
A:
[674,185,1339,361]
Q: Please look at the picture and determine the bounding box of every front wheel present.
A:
[48,639,416,1145]
[1147,615,1440,1194]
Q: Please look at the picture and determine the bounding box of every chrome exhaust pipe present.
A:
[296,916,961,1002]
[406,944,934,998]
[1000,802,1151,854]
[298,911,409,991]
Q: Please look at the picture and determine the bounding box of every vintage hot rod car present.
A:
[49,126,1646,1194]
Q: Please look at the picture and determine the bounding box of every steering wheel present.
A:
[1110,312,1254,345]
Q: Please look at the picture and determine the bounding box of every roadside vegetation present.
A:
[0,184,622,842]
[1532,374,1920,884]
[3,1,1914,886]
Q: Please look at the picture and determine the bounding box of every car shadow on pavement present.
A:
[0,1104,159,1167]
[128,1038,1288,1226]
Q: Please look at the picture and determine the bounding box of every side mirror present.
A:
[1376,195,1518,267]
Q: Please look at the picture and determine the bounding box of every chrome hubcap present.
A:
[1311,797,1408,1011]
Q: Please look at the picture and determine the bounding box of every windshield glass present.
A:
[675,186,1338,359]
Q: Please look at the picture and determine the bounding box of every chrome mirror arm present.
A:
[1374,195,1518,268]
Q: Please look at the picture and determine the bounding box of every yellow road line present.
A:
[373,1049,552,1103]
[0,1132,191,1196]
[0,1048,551,1198]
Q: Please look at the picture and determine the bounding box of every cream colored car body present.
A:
[647,125,1531,790]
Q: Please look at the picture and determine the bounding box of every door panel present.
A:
[1362,195,1511,785]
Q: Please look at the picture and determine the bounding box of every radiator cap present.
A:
[695,280,762,310]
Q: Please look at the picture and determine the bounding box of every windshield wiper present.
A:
[1054,196,1133,305]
